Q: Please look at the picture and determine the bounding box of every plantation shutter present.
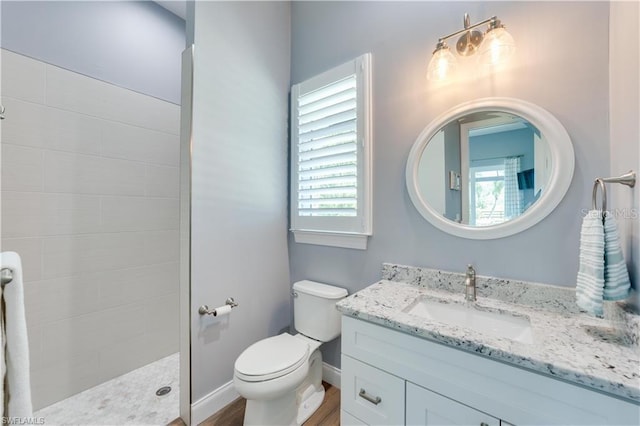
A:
[297,75,358,217]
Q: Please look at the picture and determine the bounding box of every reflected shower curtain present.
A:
[504,156,522,219]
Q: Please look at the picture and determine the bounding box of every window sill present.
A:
[292,230,370,250]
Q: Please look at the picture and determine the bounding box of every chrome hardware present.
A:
[1,268,13,287]
[358,388,382,405]
[291,291,298,298]
[465,264,476,302]
[480,423,489,426]
[198,297,238,316]
[0,105,5,120]
[592,171,636,219]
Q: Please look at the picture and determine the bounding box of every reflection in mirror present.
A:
[417,112,551,227]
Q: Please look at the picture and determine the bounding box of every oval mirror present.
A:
[406,98,574,239]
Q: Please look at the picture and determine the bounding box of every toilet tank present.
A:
[293,280,348,342]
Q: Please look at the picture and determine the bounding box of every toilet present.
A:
[233,280,348,425]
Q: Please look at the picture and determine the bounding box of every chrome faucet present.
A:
[465,264,476,302]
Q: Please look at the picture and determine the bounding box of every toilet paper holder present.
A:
[198,297,238,316]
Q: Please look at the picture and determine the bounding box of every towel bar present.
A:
[1,267,13,287]
[591,170,636,216]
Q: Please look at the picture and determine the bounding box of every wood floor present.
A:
[168,382,340,426]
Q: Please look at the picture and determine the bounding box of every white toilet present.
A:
[233,280,347,425]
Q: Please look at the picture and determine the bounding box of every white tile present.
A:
[41,302,146,366]
[101,121,179,166]
[0,97,47,147]
[100,196,179,233]
[44,150,145,196]
[97,335,158,384]
[1,192,101,238]
[1,49,46,103]
[41,232,147,279]
[26,323,43,371]
[0,237,43,281]
[144,230,180,265]
[114,88,181,135]
[145,164,179,198]
[144,292,179,336]
[98,262,179,310]
[0,97,101,155]
[44,64,107,119]
[45,64,180,134]
[30,354,102,410]
[45,106,102,155]
[1,144,44,192]
[23,275,102,328]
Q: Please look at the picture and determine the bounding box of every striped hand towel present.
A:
[603,211,631,300]
[576,210,606,316]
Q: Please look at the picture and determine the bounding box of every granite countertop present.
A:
[336,264,640,404]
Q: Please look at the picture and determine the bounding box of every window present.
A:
[469,163,506,226]
[290,54,372,249]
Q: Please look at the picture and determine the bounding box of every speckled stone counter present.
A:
[336,264,640,403]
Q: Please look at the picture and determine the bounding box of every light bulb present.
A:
[478,26,515,66]
[427,44,458,81]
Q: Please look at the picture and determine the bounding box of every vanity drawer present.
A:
[341,354,405,425]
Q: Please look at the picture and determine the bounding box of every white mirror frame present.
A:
[406,97,574,240]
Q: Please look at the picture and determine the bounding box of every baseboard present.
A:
[191,380,240,425]
[322,362,341,389]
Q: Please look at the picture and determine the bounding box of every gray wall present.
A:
[609,1,639,305]
[443,122,461,221]
[1,1,185,104]
[189,1,291,405]
[469,128,534,170]
[290,1,610,367]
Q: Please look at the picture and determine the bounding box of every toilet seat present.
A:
[235,334,309,382]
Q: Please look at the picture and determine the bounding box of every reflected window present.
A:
[469,164,505,226]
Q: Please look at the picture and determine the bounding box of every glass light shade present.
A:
[427,46,458,81]
[478,27,515,66]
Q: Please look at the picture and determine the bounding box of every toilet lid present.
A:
[235,334,309,381]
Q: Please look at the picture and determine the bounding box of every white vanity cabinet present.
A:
[405,382,499,426]
[340,316,640,426]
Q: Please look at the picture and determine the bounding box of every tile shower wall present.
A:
[0,49,180,409]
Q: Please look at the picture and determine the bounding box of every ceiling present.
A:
[155,1,186,20]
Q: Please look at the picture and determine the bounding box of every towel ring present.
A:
[592,178,607,213]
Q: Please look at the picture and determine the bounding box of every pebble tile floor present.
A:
[34,353,179,425]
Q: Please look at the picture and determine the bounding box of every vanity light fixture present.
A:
[427,13,516,81]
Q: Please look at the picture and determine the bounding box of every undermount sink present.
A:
[403,297,534,344]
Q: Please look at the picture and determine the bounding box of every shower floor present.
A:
[34,353,179,425]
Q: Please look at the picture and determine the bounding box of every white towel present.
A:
[1,252,33,418]
[603,212,631,300]
[576,210,606,316]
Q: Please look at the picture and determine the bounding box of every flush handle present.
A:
[359,388,382,405]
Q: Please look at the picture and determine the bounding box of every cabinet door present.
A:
[341,410,368,426]
[406,382,500,426]
[342,355,405,425]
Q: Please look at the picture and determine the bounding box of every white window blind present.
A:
[297,75,358,217]
[290,54,372,249]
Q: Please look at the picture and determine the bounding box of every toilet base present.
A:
[242,349,324,425]
[295,383,325,425]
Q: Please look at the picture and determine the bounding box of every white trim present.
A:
[406,97,575,240]
[290,53,373,240]
[322,362,342,389]
[292,229,369,250]
[191,380,240,425]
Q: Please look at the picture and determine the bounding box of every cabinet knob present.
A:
[359,388,382,405]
